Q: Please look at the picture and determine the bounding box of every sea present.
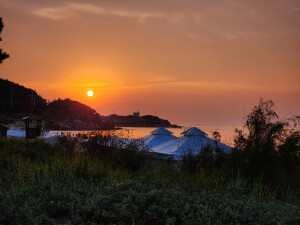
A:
[49,126,240,146]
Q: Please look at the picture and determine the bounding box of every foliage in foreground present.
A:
[0,138,299,225]
[0,17,9,64]
[181,99,300,194]
[233,99,300,190]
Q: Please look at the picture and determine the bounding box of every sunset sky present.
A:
[0,0,299,126]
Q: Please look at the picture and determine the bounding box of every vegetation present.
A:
[0,99,299,224]
[0,137,299,224]
[0,15,298,224]
[47,98,100,121]
[0,17,9,64]
[46,98,105,130]
[233,99,300,191]
[0,78,174,129]
[0,78,47,118]
[0,78,108,129]
[182,100,299,193]
[106,114,173,127]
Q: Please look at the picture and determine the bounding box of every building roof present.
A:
[152,135,231,160]
[181,127,208,136]
[142,134,177,149]
[0,123,9,129]
[150,127,173,135]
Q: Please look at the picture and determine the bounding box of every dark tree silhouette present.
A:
[0,17,9,64]
[233,99,300,189]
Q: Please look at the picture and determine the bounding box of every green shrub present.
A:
[0,137,299,224]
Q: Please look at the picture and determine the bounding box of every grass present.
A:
[0,138,299,224]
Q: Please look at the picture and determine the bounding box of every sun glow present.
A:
[87,90,93,97]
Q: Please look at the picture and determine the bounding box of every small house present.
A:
[23,115,42,139]
[0,123,9,137]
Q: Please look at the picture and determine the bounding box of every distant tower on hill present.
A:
[133,111,140,117]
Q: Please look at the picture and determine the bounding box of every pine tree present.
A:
[0,17,9,64]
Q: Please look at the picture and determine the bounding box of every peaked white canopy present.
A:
[181,127,208,136]
[150,127,173,135]
[142,127,176,149]
[149,127,231,160]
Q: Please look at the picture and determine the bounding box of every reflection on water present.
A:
[49,126,239,146]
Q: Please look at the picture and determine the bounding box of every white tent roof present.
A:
[150,127,173,135]
[142,134,177,149]
[142,127,176,149]
[181,127,207,136]
[152,128,231,160]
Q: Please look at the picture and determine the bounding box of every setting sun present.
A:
[0,1,299,222]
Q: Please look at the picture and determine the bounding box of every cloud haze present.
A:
[0,0,299,125]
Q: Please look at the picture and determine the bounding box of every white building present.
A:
[133,111,140,117]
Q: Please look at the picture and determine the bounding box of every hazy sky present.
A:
[0,0,299,126]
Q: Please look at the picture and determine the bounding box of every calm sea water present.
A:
[50,126,239,146]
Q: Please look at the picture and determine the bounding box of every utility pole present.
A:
[10,86,12,110]
[30,91,33,115]
[33,91,36,108]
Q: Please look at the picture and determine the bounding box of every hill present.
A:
[0,78,47,123]
[103,114,175,127]
[0,78,177,129]
[0,78,104,129]
[46,98,104,130]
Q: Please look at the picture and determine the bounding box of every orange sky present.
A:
[0,0,299,126]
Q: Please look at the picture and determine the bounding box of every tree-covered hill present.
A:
[46,98,104,129]
[0,78,47,116]
[0,78,102,128]
[103,114,173,127]
[0,78,176,129]
[47,98,100,122]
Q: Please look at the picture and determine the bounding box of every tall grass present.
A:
[0,137,299,224]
